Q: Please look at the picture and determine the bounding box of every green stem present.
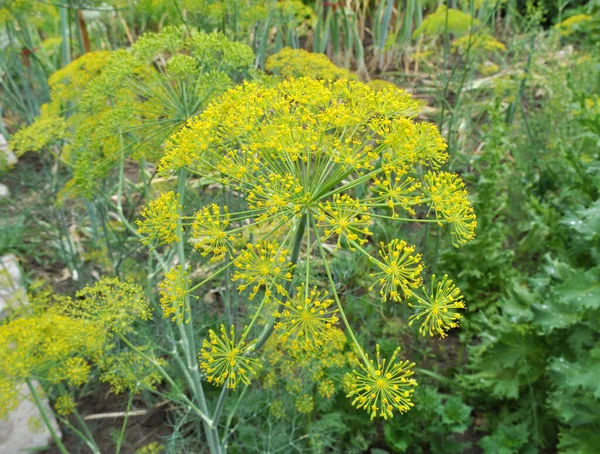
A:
[71,406,99,452]
[57,417,99,454]
[56,383,98,452]
[175,170,221,454]
[312,216,370,366]
[115,393,133,454]
[115,333,213,425]
[188,261,234,292]
[250,213,307,354]
[222,383,249,446]
[25,379,68,454]
[59,2,70,66]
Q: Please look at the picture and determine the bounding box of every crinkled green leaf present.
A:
[441,396,472,433]
[554,267,600,310]
[561,201,600,242]
[478,423,530,454]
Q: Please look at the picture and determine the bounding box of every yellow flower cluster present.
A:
[370,240,424,302]
[192,204,237,262]
[49,51,112,105]
[145,77,477,417]
[317,194,373,249]
[98,351,164,394]
[9,114,67,156]
[0,313,104,418]
[452,33,507,53]
[199,325,260,390]
[346,345,417,420]
[158,266,192,324]
[262,327,349,411]
[372,117,449,170]
[247,172,307,222]
[135,442,165,454]
[423,171,477,247]
[372,169,422,216]
[61,357,91,386]
[137,191,181,248]
[413,5,480,38]
[409,274,466,338]
[273,285,339,350]
[64,277,152,334]
[0,278,161,420]
[295,394,314,413]
[54,395,76,416]
[266,47,355,80]
[232,240,294,300]
[368,79,398,92]
[555,14,593,36]
[11,27,254,199]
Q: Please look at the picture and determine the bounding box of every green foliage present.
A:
[478,423,530,454]
[11,27,256,200]
[384,387,472,453]
[413,5,480,38]
[444,25,600,452]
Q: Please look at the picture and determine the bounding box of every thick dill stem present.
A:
[175,169,221,454]
[25,379,69,454]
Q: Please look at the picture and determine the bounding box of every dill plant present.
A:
[9,26,255,200]
[0,279,163,454]
[3,26,476,453]
[6,26,257,285]
[130,76,477,450]
[266,47,356,80]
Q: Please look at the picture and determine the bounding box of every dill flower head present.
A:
[412,5,480,38]
[199,325,261,390]
[62,357,91,386]
[232,240,295,300]
[452,33,507,53]
[0,313,105,418]
[54,395,76,416]
[347,345,417,420]
[372,169,422,216]
[11,27,254,200]
[409,274,466,338]
[247,172,307,222]
[295,394,314,413]
[9,114,68,156]
[0,377,19,419]
[191,204,238,262]
[423,171,477,247]
[270,399,286,419]
[99,350,164,394]
[317,194,373,249]
[318,378,336,398]
[370,240,424,302]
[555,14,593,36]
[263,327,349,405]
[368,79,398,92]
[158,266,192,325]
[413,122,450,169]
[65,277,152,334]
[44,50,112,115]
[273,285,339,349]
[136,191,181,248]
[266,47,355,80]
[154,77,476,417]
